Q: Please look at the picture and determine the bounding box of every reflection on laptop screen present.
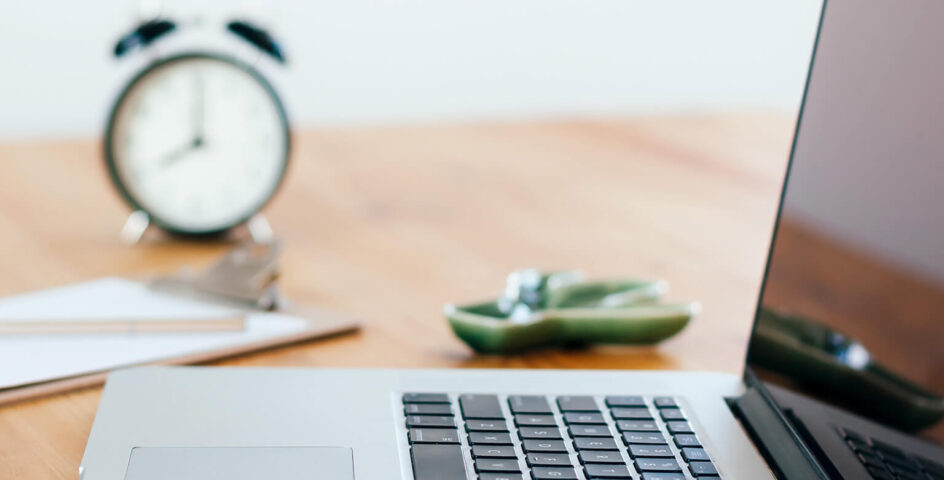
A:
[746,0,944,445]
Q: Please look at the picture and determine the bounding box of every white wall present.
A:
[0,0,822,140]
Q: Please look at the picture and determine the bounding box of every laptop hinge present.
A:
[728,386,832,480]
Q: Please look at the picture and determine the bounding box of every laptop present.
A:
[80,0,944,478]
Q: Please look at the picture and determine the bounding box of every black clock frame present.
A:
[103,52,292,237]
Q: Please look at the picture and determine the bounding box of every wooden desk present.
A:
[0,113,792,479]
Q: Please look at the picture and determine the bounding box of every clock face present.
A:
[107,54,289,235]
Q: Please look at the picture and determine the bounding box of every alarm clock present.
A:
[105,19,290,240]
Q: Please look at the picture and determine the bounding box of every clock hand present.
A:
[192,72,205,147]
[158,139,199,169]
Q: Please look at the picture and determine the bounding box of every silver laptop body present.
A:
[80,0,944,478]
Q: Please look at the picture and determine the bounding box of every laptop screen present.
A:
[746,0,944,444]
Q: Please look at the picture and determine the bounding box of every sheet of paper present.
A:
[0,278,312,390]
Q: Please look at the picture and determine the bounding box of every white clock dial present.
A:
[108,54,289,234]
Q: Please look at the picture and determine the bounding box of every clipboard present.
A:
[0,278,359,406]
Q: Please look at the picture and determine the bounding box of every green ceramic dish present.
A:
[445,278,698,354]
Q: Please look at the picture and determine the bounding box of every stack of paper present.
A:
[0,278,356,399]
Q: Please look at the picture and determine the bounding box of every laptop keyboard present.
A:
[402,393,721,480]
[838,427,944,480]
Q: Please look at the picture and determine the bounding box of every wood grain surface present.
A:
[0,113,793,479]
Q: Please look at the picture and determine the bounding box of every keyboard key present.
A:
[406,415,456,428]
[466,419,508,432]
[479,474,524,480]
[689,461,718,476]
[882,454,920,472]
[926,470,944,480]
[579,450,624,464]
[472,445,517,458]
[469,432,514,445]
[519,427,563,440]
[563,412,606,425]
[569,425,612,437]
[673,434,701,448]
[605,396,646,408]
[515,414,557,426]
[405,404,453,416]
[866,466,893,480]
[403,393,450,404]
[665,421,693,434]
[887,464,922,479]
[403,403,452,416]
[509,395,553,414]
[616,420,659,432]
[624,432,668,445]
[837,426,865,442]
[856,452,884,469]
[585,463,632,478]
[475,459,521,473]
[628,444,674,458]
[410,444,466,480]
[896,471,923,480]
[522,439,569,453]
[918,456,944,476]
[659,409,685,421]
[653,397,677,409]
[459,394,504,420]
[871,439,904,457]
[611,408,653,420]
[641,473,686,480]
[881,453,918,470]
[681,447,710,462]
[575,437,619,450]
[557,396,600,412]
[846,437,874,454]
[527,453,573,467]
[635,458,682,472]
[409,428,460,444]
[531,466,579,479]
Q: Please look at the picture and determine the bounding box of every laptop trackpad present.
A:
[124,447,355,480]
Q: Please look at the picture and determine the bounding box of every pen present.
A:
[0,315,246,335]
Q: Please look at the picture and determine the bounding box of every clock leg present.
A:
[120,210,151,245]
[247,214,274,244]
